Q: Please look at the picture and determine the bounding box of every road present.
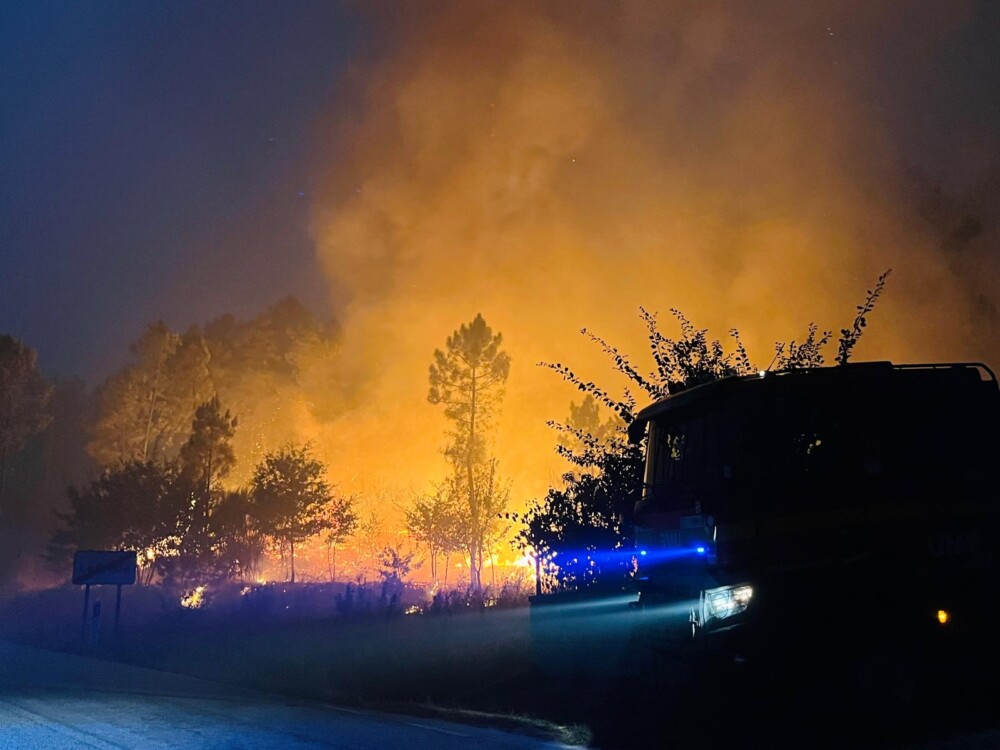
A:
[0,641,576,749]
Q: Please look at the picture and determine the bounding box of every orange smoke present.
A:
[302,1,996,510]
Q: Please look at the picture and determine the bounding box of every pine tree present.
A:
[428,313,511,591]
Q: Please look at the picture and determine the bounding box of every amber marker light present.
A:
[937,609,950,625]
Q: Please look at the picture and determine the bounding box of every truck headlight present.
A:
[702,583,753,623]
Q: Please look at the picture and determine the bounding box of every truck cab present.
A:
[627,362,1000,710]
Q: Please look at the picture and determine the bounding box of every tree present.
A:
[379,545,417,582]
[405,484,465,583]
[351,507,385,584]
[0,335,52,521]
[50,460,192,585]
[89,323,212,467]
[201,297,340,486]
[836,270,892,366]
[511,442,641,593]
[323,493,358,582]
[179,395,238,533]
[378,545,418,603]
[528,271,893,591]
[211,489,268,582]
[428,313,511,591]
[555,395,623,476]
[250,443,339,583]
[541,308,755,429]
[464,458,510,589]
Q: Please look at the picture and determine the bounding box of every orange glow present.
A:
[304,3,997,548]
[193,4,1000,584]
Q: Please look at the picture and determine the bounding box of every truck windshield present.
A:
[641,375,996,519]
[642,406,729,511]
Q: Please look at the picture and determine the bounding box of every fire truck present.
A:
[626,361,1000,717]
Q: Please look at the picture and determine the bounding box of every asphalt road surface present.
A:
[0,641,575,749]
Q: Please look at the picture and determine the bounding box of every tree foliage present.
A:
[526,271,893,591]
[541,309,755,427]
[50,460,192,584]
[836,269,892,366]
[180,395,238,527]
[88,298,341,486]
[405,484,464,583]
[510,441,641,593]
[462,458,511,587]
[89,323,211,466]
[553,395,624,474]
[428,313,511,591]
[210,489,268,583]
[379,545,418,585]
[250,443,343,583]
[428,313,511,466]
[0,335,52,520]
[323,495,359,583]
[51,299,357,587]
[201,297,340,483]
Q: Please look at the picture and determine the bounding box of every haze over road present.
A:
[0,641,573,749]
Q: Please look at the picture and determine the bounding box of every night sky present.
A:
[1,2,362,381]
[2,1,999,384]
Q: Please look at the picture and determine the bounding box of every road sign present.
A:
[72,550,137,586]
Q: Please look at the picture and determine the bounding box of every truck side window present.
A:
[657,426,686,482]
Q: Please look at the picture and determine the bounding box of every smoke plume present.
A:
[309,1,998,504]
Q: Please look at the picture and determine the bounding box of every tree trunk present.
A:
[203,445,213,533]
[327,543,340,582]
[468,367,481,592]
[290,538,296,583]
[142,349,167,462]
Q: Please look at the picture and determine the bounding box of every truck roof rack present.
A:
[627,360,997,443]
[891,362,996,383]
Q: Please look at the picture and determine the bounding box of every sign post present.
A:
[72,550,137,643]
[81,584,91,641]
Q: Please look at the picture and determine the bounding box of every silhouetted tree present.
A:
[541,309,755,428]
[211,489,267,582]
[350,506,386,584]
[1,378,94,588]
[201,297,340,485]
[323,492,358,582]
[836,269,892,366]
[90,299,340,490]
[772,323,832,370]
[0,335,52,521]
[251,443,340,583]
[405,484,465,583]
[89,323,212,466]
[51,460,192,584]
[510,441,641,593]
[379,545,417,585]
[555,395,623,477]
[428,313,511,591]
[179,395,238,533]
[378,544,419,611]
[527,271,892,591]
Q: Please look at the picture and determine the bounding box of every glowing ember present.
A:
[180,586,206,609]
